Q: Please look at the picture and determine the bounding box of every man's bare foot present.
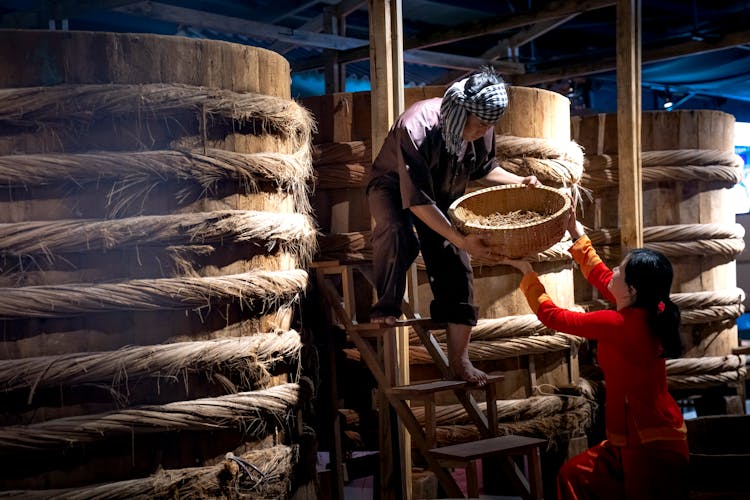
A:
[452,358,487,386]
[371,315,397,327]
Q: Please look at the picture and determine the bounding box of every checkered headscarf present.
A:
[440,77,508,156]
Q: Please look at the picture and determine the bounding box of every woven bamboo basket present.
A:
[448,184,570,258]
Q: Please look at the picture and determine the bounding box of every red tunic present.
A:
[519,235,687,446]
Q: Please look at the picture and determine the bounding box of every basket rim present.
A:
[447,184,571,231]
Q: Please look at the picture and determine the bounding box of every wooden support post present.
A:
[616,0,643,250]
[379,327,404,500]
[328,335,346,500]
[369,1,407,497]
[323,7,346,94]
[368,0,404,159]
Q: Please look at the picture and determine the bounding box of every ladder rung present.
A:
[388,374,505,399]
[428,435,546,462]
[351,317,447,332]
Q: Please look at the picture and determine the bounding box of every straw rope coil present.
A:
[0,84,315,148]
[666,355,746,375]
[0,269,308,318]
[0,148,313,217]
[314,163,368,189]
[411,392,592,427]
[409,315,552,344]
[583,150,744,189]
[0,444,297,499]
[586,149,744,170]
[667,365,747,390]
[666,356,747,392]
[0,330,302,395]
[407,334,585,363]
[434,404,594,447]
[313,141,371,165]
[679,304,745,324]
[587,224,745,245]
[0,210,317,263]
[579,288,745,325]
[670,288,746,310]
[317,231,372,263]
[587,224,746,260]
[0,382,310,453]
[595,240,745,260]
[495,136,584,186]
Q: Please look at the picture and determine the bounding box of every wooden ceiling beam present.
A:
[294,0,614,71]
[403,50,525,73]
[403,0,615,50]
[512,28,750,86]
[268,0,366,55]
[431,15,577,85]
[506,15,577,48]
[115,1,369,50]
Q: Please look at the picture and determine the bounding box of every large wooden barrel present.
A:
[405,87,582,400]
[573,110,746,412]
[307,82,589,426]
[0,30,314,496]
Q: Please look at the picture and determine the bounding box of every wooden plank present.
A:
[616,0,643,250]
[429,435,546,461]
[352,318,446,331]
[389,374,505,398]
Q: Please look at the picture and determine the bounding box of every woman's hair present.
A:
[463,65,505,96]
[625,248,683,358]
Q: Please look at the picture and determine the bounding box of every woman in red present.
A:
[504,209,689,500]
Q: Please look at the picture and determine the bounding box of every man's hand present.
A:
[521,175,540,187]
[461,234,506,263]
[478,166,543,188]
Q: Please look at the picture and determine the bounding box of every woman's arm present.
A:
[565,206,616,303]
[510,264,620,340]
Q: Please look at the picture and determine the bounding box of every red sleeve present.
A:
[569,235,616,303]
[536,301,623,341]
[520,271,622,340]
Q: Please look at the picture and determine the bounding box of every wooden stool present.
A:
[429,435,546,500]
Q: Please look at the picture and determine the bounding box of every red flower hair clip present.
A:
[657,301,665,314]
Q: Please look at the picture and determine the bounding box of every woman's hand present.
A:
[501,259,534,274]
[566,195,585,240]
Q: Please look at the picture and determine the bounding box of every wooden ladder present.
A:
[314,260,545,499]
